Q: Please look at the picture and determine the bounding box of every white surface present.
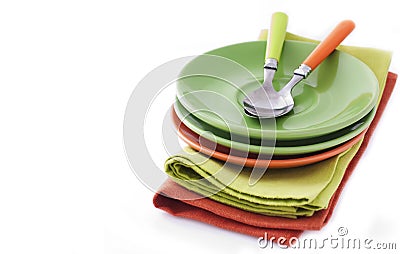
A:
[0,0,399,253]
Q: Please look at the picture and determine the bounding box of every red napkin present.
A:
[153,72,397,242]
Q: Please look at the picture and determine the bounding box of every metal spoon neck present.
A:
[264,58,278,70]
[263,68,276,86]
[261,58,278,89]
[294,64,312,78]
[278,74,303,95]
[278,64,312,95]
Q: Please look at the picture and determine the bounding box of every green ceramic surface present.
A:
[174,100,375,155]
[176,40,379,140]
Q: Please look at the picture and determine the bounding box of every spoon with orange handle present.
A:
[244,20,356,118]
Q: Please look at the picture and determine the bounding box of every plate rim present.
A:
[174,112,367,169]
[174,101,375,155]
[176,40,379,140]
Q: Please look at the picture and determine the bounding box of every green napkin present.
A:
[165,33,392,219]
[166,141,361,218]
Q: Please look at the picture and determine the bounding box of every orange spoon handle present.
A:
[303,20,355,70]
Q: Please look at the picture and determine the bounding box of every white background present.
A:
[0,0,399,253]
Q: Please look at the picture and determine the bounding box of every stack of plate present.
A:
[172,40,379,168]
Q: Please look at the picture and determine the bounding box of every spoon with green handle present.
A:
[242,12,288,118]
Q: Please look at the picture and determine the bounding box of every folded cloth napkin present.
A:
[164,139,362,218]
[154,31,396,240]
[154,72,397,240]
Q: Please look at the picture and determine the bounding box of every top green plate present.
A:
[176,40,379,140]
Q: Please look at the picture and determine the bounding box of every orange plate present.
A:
[172,108,366,169]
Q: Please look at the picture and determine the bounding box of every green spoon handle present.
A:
[265,12,288,62]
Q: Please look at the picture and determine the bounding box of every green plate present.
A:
[174,100,375,155]
[176,40,379,140]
